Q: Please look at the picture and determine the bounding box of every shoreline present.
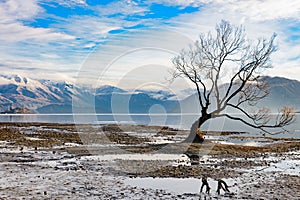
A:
[0,123,299,199]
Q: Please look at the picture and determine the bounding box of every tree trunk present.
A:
[184,114,211,143]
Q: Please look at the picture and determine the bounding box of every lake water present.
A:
[0,113,299,139]
[0,114,183,127]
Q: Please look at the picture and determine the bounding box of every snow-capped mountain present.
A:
[0,75,298,114]
[0,74,91,113]
[135,89,176,101]
[0,75,179,113]
[95,85,126,95]
[0,75,58,110]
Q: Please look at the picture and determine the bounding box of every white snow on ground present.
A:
[63,142,81,147]
[147,136,177,144]
[0,141,9,145]
[197,151,300,176]
[212,140,275,146]
[253,151,300,176]
[0,147,20,153]
[0,126,73,134]
[80,153,189,162]
[206,135,284,146]
[24,137,45,141]
[259,159,300,175]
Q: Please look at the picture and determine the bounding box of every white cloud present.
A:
[268,39,300,80]
[0,22,75,42]
[95,0,149,16]
[83,43,97,48]
[149,0,300,22]
[40,53,60,59]
[1,0,299,84]
[171,0,300,26]
[55,13,155,46]
[0,51,79,82]
[60,16,122,42]
[76,28,195,89]
[45,0,87,7]
[216,0,300,22]
[0,0,75,42]
[0,0,41,23]
[0,0,78,82]
[0,0,152,84]
[166,0,300,81]
[146,0,211,8]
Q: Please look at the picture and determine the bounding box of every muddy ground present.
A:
[0,123,299,199]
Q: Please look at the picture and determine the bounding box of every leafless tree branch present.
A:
[172,20,295,141]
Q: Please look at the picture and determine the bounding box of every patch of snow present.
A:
[148,136,176,144]
[80,153,188,161]
[207,134,284,147]
[24,137,45,141]
[254,158,300,176]
[91,125,103,129]
[212,140,236,145]
[63,142,80,147]
[0,141,10,145]
[0,147,20,153]
[243,141,263,146]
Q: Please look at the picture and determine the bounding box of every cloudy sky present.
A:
[1,0,300,88]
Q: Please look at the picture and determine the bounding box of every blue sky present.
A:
[0,0,300,87]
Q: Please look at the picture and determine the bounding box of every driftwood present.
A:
[200,178,230,195]
[200,177,210,194]
[217,179,230,195]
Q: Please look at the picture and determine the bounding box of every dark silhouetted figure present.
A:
[217,179,230,195]
[200,177,210,194]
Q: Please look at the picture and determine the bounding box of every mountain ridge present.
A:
[171,76,300,114]
[0,74,299,114]
[0,75,180,114]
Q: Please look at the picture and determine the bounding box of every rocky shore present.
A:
[0,123,299,199]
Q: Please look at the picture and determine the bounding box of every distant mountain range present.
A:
[0,74,91,113]
[0,74,186,114]
[172,76,300,114]
[0,74,299,114]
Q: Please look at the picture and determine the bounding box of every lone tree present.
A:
[172,20,296,143]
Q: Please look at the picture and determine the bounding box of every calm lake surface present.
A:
[0,113,299,139]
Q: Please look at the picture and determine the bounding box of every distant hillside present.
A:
[0,75,180,114]
[0,75,298,114]
[171,76,300,114]
[261,76,300,111]
[93,85,179,113]
[0,74,91,113]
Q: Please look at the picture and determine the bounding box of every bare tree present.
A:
[172,20,296,143]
